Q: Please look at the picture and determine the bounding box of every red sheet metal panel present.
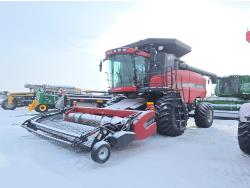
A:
[149,70,207,103]
[64,106,157,140]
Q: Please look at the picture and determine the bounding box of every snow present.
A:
[0,108,250,188]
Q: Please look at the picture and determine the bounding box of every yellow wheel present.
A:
[37,104,48,113]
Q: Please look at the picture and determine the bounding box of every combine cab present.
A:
[22,38,217,163]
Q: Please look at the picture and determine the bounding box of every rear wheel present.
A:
[91,141,111,164]
[238,122,250,154]
[194,103,213,128]
[1,99,17,110]
[36,104,48,113]
[155,92,188,136]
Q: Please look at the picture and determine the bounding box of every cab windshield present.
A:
[108,54,147,88]
[217,77,240,95]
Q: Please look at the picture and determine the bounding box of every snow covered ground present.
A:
[0,108,250,188]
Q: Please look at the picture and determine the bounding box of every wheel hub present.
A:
[40,105,46,111]
[98,147,109,160]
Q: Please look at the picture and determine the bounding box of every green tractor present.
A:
[203,75,250,117]
[28,90,59,113]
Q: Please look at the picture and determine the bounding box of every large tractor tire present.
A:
[155,92,188,136]
[194,103,213,128]
[238,122,250,154]
[35,104,48,113]
[1,99,17,110]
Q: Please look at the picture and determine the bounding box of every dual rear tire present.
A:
[155,92,188,136]
[155,93,213,137]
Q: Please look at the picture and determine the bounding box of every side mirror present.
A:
[99,60,103,72]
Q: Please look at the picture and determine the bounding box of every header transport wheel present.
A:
[155,92,188,136]
[194,103,213,128]
[91,141,111,164]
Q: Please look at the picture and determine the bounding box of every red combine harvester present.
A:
[22,38,217,163]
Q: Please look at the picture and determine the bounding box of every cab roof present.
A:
[123,38,191,58]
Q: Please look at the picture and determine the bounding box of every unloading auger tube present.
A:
[178,62,217,83]
[22,106,157,163]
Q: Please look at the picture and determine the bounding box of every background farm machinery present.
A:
[1,92,36,110]
[1,84,79,110]
[28,90,111,113]
[1,83,110,111]
[201,75,250,119]
[28,90,60,112]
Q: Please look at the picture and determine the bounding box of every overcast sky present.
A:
[0,1,250,92]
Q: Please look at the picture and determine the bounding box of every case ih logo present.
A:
[246,31,250,43]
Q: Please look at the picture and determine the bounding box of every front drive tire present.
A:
[91,141,111,164]
[155,93,188,137]
[194,103,213,128]
[238,122,250,154]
